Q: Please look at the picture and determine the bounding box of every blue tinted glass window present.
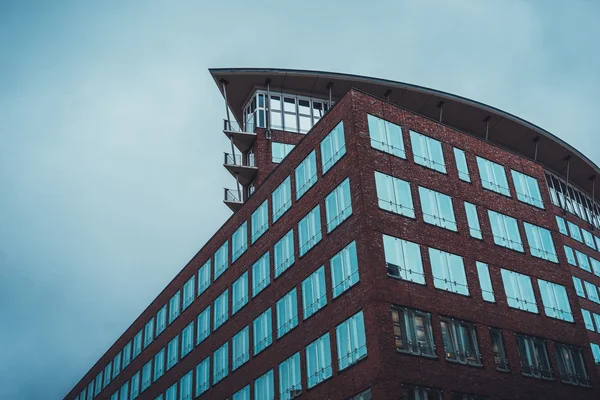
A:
[298,206,322,256]
[367,114,405,158]
[374,171,414,217]
[410,130,446,173]
[321,121,346,174]
[325,178,352,232]
[302,266,327,319]
[477,157,510,197]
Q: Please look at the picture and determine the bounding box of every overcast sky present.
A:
[1,1,599,399]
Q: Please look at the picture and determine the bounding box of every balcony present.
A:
[223,119,256,153]
[224,188,243,212]
[223,152,257,186]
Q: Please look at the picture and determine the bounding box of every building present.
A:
[64,68,600,400]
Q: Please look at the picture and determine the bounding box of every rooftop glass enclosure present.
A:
[242,90,332,133]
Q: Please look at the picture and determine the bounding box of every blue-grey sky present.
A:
[1,1,599,399]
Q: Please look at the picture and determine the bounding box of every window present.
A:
[156,308,166,338]
[487,210,523,252]
[591,343,600,365]
[122,342,132,369]
[391,307,435,356]
[576,250,591,272]
[349,389,372,400]
[330,241,359,297]
[214,289,229,330]
[274,229,294,277]
[168,291,181,324]
[182,277,195,311]
[584,281,600,303]
[195,357,210,396]
[213,342,229,384]
[325,178,352,232]
[582,228,596,250]
[103,363,112,388]
[489,328,509,371]
[279,352,301,400]
[133,330,143,359]
[276,288,298,338]
[564,245,577,265]
[272,177,292,222]
[179,370,193,400]
[232,326,250,370]
[144,319,154,349]
[538,279,573,322]
[374,171,415,218]
[302,266,327,319]
[596,235,600,250]
[568,221,583,242]
[112,352,121,379]
[232,222,248,263]
[419,187,456,231]
[454,148,470,182]
[119,381,129,400]
[523,222,558,263]
[511,170,543,208]
[556,216,568,235]
[429,248,469,296]
[252,252,270,297]
[367,114,405,158]
[405,386,442,400]
[306,333,333,388]
[253,308,273,355]
[515,334,552,379]
[197,305,211,345]
[476,262,495,302]
[500,269,538,313]
[321,121,346,173]
[476,157,510,196]
[573,277,585,297]
[181,322,194,357]
[440,318,481,366]
[383,234,425,284]
[84,383,91,400]
[167,335,179,370]
[233,385,250,400]
[197,260,211,296]
[295,151,317,199]
[251,200,269,243]
[451,393,489,400]
[165,383,177,400]
[582,309,595,331]
[214,241,228,280]
[153,348,165,381]
[232,271,249,314]
[555,344,590,386]
[254,370,275,400]
[141,360,152,392]
[272,142,294,163]
[336,311,367,370]
[410,130,446,173]
[593,313,600,330]
[111,392,118,400]
[464,202,482,239]
[591,257,600,276]
[298,205,322,256]
[130,371,140,399]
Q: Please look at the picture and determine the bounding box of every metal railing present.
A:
[223,119,243,132]
[224,152,255,167]
[224,188,243,203]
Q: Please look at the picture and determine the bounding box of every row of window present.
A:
[75,235,360,400]
[392,305,590,386]
[367,113,545,208]
[571,276,600,304]
[111,311,366,400]
[75,121,350,399]
[556,215,600,253]
[375,169,558,262]
[383,232,573,322]
[546,171,600,230]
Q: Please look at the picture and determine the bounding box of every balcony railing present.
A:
[224,152,255,167]
[223,119,243,132]
[224,188,243,203]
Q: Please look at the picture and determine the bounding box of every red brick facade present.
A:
[66,89,600,400]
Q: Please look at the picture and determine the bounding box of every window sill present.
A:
[496,367,511,374]
[521,373,554,381]
[338,354,369,374]
[444,359,483,369]
[386,273,426,286]
[395,349,438,360]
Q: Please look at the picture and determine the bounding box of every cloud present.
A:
[0,1,598,399]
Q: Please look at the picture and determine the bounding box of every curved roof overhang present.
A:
[209,67,599,200]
